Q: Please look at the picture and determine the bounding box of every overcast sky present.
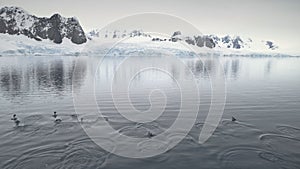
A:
[1,0,300,54]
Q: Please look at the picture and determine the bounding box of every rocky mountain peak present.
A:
[50,13,63,20]
[0,6,87,44]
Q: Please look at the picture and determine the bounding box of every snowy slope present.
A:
[84,30,292,57]
[0,31,293,57]
[0,33,84,56]
[82,35,198,57]
[0,6,297,57]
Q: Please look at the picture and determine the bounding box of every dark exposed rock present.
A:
[194,36,215,48]
[195,36,204,47]
[171,31,182,42]
[265,41,278,50]
[205,36,215,48]
[232,36,243,49]
[221,35,245,49]
[0,6,87,44]
[222,35,231,44]
[185,38,195,45]
[172,31,181,37]
[0,19,7,33]
[171,37,180,42]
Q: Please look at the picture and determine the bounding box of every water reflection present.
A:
[224,59,241,80]
[50,59,64,90]
[230,59,240,79]
[0,56,87,101]
[264,60,272,75]
[0,55,278,102]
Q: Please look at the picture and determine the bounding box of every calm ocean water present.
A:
[0,55,299,169]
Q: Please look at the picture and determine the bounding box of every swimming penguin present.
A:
[147,131,155,138]
[54,118,62,123]
[71,114,78,118]
[14,119,20,126]
[232,116,237,122]
[11,114,17,121]
[11,114,20,126]
[53,112,57,118]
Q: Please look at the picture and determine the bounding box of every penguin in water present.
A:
[14,119,20,126]
[55,118,62,123]
[147,131,155,138]
[52,111,62,123]
[104,117,109,122]
[71,114,78,119]
[11,114,20,126]
[232,116,237,122]
[11,114,17,121]
[53,112,57,118]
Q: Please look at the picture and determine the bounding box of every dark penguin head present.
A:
[53,111,57,118]
[11,114,17,121]
[232,116,237,122]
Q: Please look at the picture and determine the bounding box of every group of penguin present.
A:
[10,113,238,139]
[10,112,66,126]
[10,112,109,127]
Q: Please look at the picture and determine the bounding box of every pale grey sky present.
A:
[1,0,300,54]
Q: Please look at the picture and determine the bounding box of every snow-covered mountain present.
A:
[0,6,295,56]
[87,29,279,52]
[0,6,86,44]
